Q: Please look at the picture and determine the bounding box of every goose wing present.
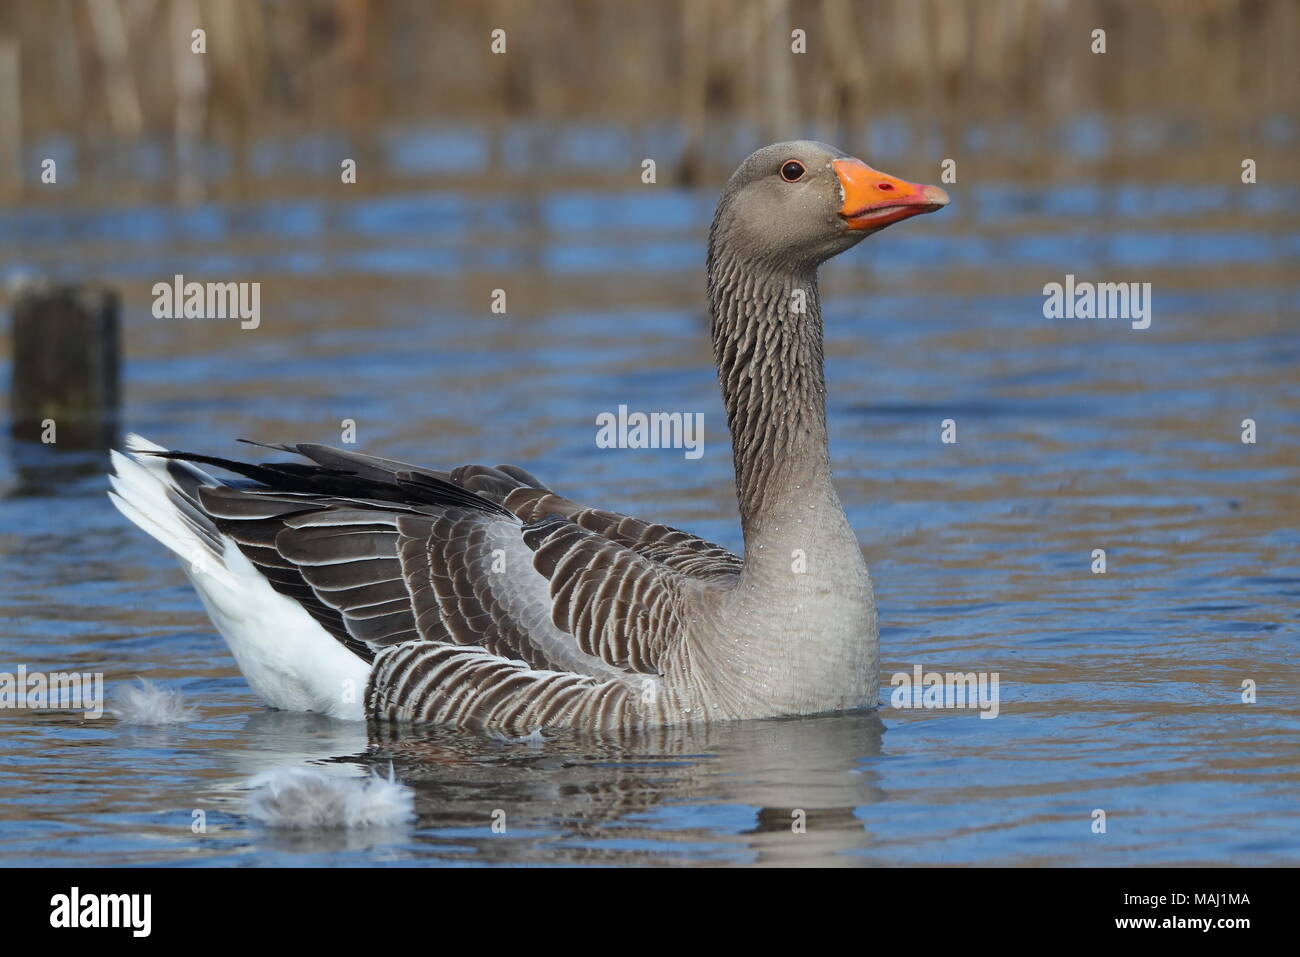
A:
[158,443,739,687]
[277,445,744,585]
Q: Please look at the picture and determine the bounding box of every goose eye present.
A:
[780,160,806,183]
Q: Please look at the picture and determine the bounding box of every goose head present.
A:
[710,140,949,270]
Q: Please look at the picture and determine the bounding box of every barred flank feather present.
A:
[366,643,644,734]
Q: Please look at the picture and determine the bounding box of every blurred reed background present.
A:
[0,0,1295,204]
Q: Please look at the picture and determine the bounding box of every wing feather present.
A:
[152,442,737,727]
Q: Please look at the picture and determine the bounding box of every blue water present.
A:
[1,123,1298,866]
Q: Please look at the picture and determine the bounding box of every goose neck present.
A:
[707,248,837,555]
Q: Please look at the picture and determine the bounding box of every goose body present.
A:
[108,141,948,732]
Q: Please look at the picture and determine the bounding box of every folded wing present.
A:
[157,442,741,727]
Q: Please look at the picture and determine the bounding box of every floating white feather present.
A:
[248,766,414,830]
[111,678,198,725]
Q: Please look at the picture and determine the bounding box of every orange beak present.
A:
[833,158,949,231]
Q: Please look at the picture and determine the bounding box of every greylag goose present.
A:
[108,141,948,732]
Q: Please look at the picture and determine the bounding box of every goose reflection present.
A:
[220,709,886,865]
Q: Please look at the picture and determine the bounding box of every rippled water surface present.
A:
[1,121,1298,866]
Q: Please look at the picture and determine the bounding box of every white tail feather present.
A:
[106,433,371,720]
[108,435,220,570]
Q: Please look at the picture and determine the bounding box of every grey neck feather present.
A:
[707,213,838,564]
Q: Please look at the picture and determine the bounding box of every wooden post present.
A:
[9,282,120,450]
